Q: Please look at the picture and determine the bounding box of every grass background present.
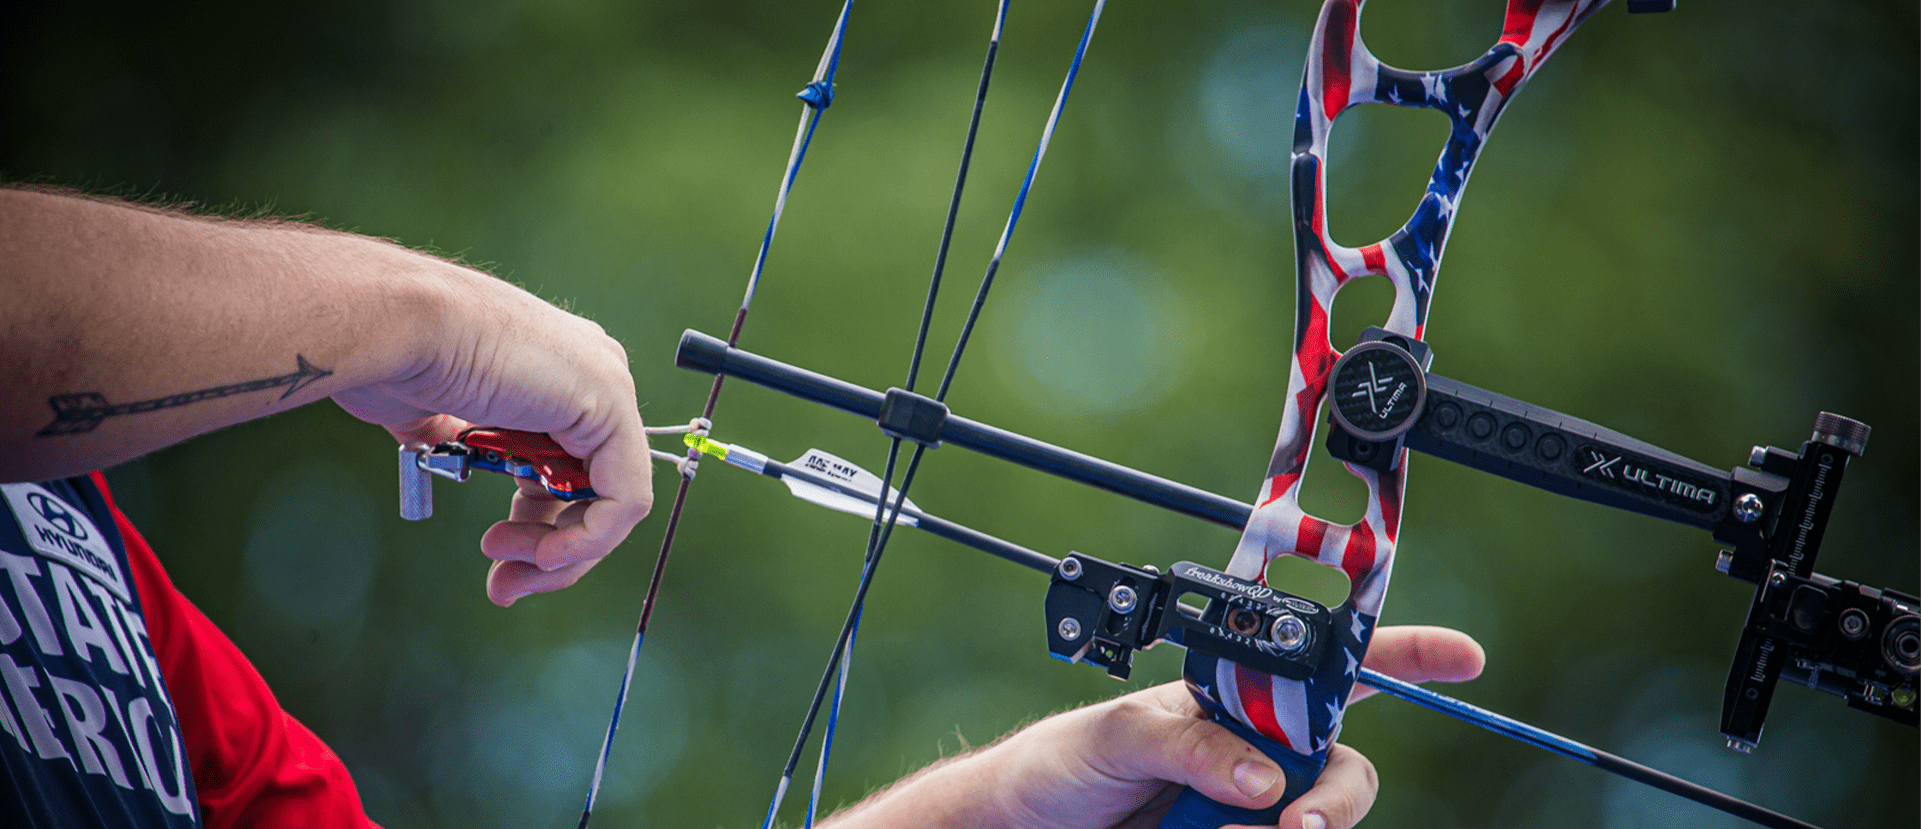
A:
[3,1,1915,827]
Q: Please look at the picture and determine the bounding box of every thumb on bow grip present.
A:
[458,427,599,500]
[1157,713,1324,829]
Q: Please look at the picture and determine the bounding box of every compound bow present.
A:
[398,1,1918,827]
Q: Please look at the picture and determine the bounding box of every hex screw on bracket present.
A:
[1270,614,1309,653]
[1108,584,1138,614]
[1839,608,1870,640]
[1733,492,1764,523]
[1057,617,1082,642]
[1058,557,1082,581]
[1226,607,1264,637]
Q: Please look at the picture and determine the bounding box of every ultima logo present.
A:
[25,490,87,540]
[1578,447,1718,511]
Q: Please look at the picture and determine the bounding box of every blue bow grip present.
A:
[1156,713,1326,829]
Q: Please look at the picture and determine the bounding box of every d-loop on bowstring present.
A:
[642,418,712,480]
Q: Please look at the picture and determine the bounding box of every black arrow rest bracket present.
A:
[1321,329,1919,751]
[1044,554,1333,682]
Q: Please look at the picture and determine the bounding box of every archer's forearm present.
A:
[0,186,471,481]
[818,749,1014,829]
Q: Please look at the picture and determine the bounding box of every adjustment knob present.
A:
[1810,412,1870,457]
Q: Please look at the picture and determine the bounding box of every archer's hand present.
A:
[820,625,1485,829]
[0,188,653,607]
[330,264,654,607]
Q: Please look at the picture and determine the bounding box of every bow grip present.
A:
[1157,713,1324,829]
[458,427,598,500]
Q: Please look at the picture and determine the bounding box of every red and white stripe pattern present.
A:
[1197,0,1612,760]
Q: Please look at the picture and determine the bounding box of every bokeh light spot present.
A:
[992,253,1191,417]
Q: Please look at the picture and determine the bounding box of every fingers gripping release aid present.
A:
[399,428,596,520]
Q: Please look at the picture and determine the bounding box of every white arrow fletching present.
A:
[780,449,921,527]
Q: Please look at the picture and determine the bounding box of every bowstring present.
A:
[766,1,1109,826]
[574,3,853,827]
[803,3,1009,822]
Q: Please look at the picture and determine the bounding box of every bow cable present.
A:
[762,2,1109,826]
[574,3,853,826]
[804,3,1015,820]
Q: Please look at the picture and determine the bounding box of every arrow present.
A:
[775,448,924,527]
[698,435,1820,829]
[37,355,333,436]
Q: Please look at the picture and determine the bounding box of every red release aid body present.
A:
[458,427,598,500]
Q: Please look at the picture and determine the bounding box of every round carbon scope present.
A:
[1329,340,1427,441]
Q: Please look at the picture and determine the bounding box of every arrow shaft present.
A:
[726,439,1822,829]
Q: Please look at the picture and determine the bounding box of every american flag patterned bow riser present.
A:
[1164,2,1614,825]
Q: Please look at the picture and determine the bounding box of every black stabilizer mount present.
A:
[1322,327,1433,473]
[1044,553,1332,682]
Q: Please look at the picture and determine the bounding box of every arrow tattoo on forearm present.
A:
[36,355,333,436]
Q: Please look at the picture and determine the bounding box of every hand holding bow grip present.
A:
[398,427,596,520]
[1043,554,1336,827]
[1158,714,1323,829]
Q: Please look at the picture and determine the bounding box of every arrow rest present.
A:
[1044,554,1334,682]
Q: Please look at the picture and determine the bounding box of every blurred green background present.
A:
[3,0,1915,827]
